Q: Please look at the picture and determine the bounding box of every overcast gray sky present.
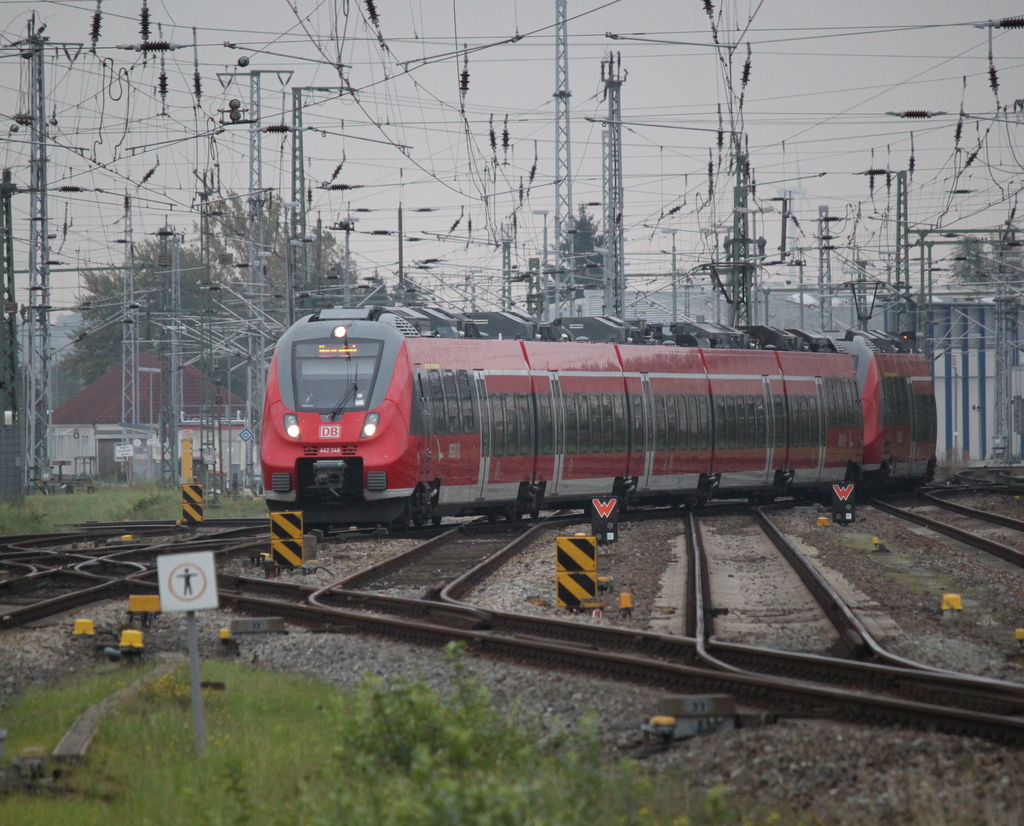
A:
[1,1,1022,314]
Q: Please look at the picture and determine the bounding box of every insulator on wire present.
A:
[489,115,496,154]
[909,133,916,176]
[460,47,469,95]
[307,186,312,206]
[954,112,963,146]
[328,161,343,184]
[519,178,525,205]
[717,104,723,150]
[707,150,714,202]
[140,160,158,185]
[741,44,752,88]
[449,208,463,234]
[140,1,150,41]
[502,115,510,153]
[964,149,979,169]
[666,204,682,217]
[703,0,714,18]
[158,70,168,104]
[193,71,202,101]
[989,61,999,95]
[90,0,102,52]
[364,0,379,26]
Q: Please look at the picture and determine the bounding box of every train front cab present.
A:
[260,310,418,527]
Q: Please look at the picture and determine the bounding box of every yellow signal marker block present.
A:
[128,594,161,613]
[619,593,633,610]
[1016,629,1024,641]
[219,628,232,640]
[817,516,829,527]
[73,618,95,636]
[941,593,963,611]
[119,629,144,649]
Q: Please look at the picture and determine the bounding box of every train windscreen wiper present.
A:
[327,381,358,421]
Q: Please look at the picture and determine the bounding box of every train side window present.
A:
[630,394,645,453]
[849,380,862,429]
[442,370,460,433]
[753,394,765,449]
[428,370,446,434]
[456,370,475,432]
[505,394,520,455]
[713,396,725,451]
[721,396,733,450]
[665,395,678,451]
[601,394,614,452]
[792,396,804,446]
[564,394,578,454]
[692,396,702,450]
[519,395,534,455]
[697,396,710,449]
[808,393,820,443]
[771,395,784,448]
[612,394,626,453]
[655,395,668,451]
[490,395,506,456]
[578,394,591,453]
[538,394,553,454]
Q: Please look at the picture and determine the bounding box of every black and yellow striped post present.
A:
[270,511,304,567]
[555,535,598,608]
[181,484,204,525]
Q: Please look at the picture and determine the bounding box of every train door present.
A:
[639,374,654,489]
[814,377,826,480]
[548,373,566,496]
[474,370,490,500]
[416,371,434,478]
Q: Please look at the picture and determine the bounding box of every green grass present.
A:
[0,484,268,534]
[0,644,790,826]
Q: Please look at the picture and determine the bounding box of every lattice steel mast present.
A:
[553,0,574,317]
[601,52,625,318]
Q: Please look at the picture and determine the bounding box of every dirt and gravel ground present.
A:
[5,497,1024,823]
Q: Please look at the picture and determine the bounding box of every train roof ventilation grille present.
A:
[383,314,421,337]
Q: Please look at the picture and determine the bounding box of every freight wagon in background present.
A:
[260,306,936,531]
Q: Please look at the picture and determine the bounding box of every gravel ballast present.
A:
[4,500,1024,823]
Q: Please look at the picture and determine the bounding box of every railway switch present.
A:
[72,619,95,636]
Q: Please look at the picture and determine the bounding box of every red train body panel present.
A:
[260,309,936,528]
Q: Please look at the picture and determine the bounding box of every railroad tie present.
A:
[50,653,186,763]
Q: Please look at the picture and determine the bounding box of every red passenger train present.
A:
[260,307,937,529]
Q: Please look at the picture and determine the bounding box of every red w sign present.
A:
[591,498,618,519]
[832,484,854,501]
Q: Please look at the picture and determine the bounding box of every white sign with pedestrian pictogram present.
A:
[156,551,219,613]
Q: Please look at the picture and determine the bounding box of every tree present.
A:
[948,237,993,284]
[564,206,605,289]
[57,192,348,386]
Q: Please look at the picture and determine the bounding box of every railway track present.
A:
[8,509,1024,744]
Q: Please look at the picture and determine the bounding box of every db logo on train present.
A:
[319,424,341,439]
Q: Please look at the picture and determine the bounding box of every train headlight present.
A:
[283,413,301,438]
[332,325,347,338]
[360,412,380,438]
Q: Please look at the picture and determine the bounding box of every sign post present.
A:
[156,551,219,757]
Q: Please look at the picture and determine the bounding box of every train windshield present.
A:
[292,339,383,413]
